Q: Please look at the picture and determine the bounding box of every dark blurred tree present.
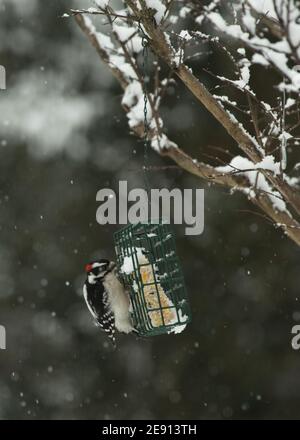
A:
[1,0,300,421]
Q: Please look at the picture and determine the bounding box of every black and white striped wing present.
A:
[83,282,116,347]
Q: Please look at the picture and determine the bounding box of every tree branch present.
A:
[73,7,300,247]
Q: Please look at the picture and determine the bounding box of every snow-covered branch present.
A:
[71,0,300,246]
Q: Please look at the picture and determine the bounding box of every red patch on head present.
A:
[85,263,93,273]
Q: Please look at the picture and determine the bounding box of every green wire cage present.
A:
[114,221,192,336]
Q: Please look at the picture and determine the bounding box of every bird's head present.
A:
[85,259,116,282]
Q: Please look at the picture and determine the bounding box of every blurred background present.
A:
[1,0,300,420]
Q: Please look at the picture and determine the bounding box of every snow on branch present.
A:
[71,0,300,246]
[217,155,287,212]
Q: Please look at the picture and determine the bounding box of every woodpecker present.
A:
[83,259,135,348]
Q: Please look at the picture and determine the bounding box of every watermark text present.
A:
[96,181,204,235]
[0,65,6,90]
[0,325,6,350]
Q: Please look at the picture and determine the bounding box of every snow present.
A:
[223,108,263,154]
[171,31,193,66]
[205,3,300,93]
[167,310,188,334]
[95,32,114,52]
[279,131,293,142]
[126,93,152,128]
[82,15,96,34]
[208,12,248,39]
[95,0,110,8]
[179,30,192,41]
[169,15,178,24]
[113,25,135,43]
[122,81,143,108]
[87,7,99,13]
[169,323,187,334]
[217,156,287,212]
[279,132,293,171]
[256,155,281,175]
[83,16,139,81]
[214,95,237,106]
[252,53,269,67]
[151,133,176,152]
[248,0,276,18]
[120,247,145,275]
[179,7,191,19]
[286,98,296,108]
[242,12,256,34]
[144,0,166,24]
[239,59,250,87]
[113,25,143,54]
[120,256,135,275]
[110,57,137,80]
[82,13,174,153]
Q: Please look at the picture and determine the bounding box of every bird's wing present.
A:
[83,284,99,320]
[83,282,116,347]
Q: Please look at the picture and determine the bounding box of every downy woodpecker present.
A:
[83,259,135,347]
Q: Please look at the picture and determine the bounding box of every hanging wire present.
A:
[138,21,152,213]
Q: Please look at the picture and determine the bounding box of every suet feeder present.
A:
[114,221,191,336]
